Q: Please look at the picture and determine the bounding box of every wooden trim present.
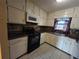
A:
[0,0,10,59]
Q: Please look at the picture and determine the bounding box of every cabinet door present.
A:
[61,37,71,53]
[26,0,34,15]
[38,9,44,25]
[38,17,44,25]
[56,36,71,53]
[9,37,28,59]
[33,5,39,18]
[46,34,58,47]
[70,18,79,29]
[8,7,26,24]
[55,36,64,49]
[70,39,79,58]
[38,9,47,25]
[7,0,25,11]
[40,33,46,44]
[10,41,27,59]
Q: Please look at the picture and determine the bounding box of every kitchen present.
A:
[0,0,79,59]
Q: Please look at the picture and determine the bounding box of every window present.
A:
[54,17,72,32]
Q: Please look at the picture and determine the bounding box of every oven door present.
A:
[27,33,40,53]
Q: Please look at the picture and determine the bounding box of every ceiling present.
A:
[31,0,79,12]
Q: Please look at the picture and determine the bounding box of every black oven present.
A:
[8,23,25,40]
[27,32,40,53]
[23,26,40,53]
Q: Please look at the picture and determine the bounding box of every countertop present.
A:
[41,32,79,59]
[42,31,79,42]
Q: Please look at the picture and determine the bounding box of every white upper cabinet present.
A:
[7,0,47,25]
[8,7,26,24]
[70,18,79,29]
[33,5,40,18]
[26,0,40,17]
[38,17,44,25]
[26,0,34,15]
[74,7,79,17]
[26,0,47,25]
[38,9,47,25]
[64,8,74,17]
[7,0,25,11]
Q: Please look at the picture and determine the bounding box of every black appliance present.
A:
[23,26,40,53]
[8,23,26,40]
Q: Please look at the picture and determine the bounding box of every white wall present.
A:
[47,7,79,29]
[26,0,47,25]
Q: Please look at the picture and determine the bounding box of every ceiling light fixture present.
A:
[56,0,63,3]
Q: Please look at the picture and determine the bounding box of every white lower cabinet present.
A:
[40,33,46,44]
[9,36,28,59]
[61,37,71,53]
[46,34,58,47]
[45,34,71,54]
[56,36,71,53]
[70,40,79,58]
[56,36,64,50]
[41,33,79,58]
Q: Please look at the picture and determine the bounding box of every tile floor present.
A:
[19,43,72,59]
